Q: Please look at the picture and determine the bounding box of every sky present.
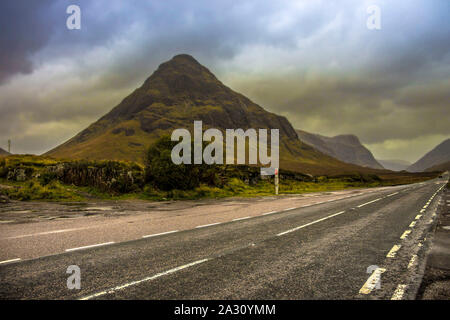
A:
[0,0,449,163]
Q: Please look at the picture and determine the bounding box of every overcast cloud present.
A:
[0,0,449,162]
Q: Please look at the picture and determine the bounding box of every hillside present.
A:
[0,147,10,157]
[296,130,384,169]
[378,159,411,172]
[425,160,450,173]
[407,139,450,172]
[45,54,382,175]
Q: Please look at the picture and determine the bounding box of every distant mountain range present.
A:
[0,147,10,156]
[295,130,384,169]
[425,160,450,173]
[407,138,450,172]
[377,159,411,172]
[45,54,379,175]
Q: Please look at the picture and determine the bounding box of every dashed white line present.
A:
[359,267,386,294]
[195,222,221,229]
[357,198,382,208]
[391,284,407,300]
[0,258,21,265]
[232,216,251,222]
[409,221,416,228]
[386,192,399,197]
[420,209,425,213]
[65,242,115,252]
[142,230,178,238]
[277,211,346,236]
[400,230,411,240]
[415,215,422,220]
[80,258,209,300]
[386,245,401,258]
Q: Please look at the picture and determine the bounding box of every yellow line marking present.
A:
[400,230,411,240]
[359,268,386,294]
[386,245,401,258]
[407,255,417,269]
[391,284,407,300]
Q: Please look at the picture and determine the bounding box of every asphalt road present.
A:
[0,176,447,300]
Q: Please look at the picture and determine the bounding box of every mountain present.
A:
[425,160,450,173]
[0,147,10,157]
[45,54,380,175]
[378,159,411,172]
[295,130,384,169]
[407,139,450,172]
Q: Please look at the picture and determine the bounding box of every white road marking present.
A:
[4,227,94,240]
[420,209,425,213]
[0,258,21,265]
[359,267,386,294]
[232,216,251,221]
[407,255,417,269]
[195,222,221,228]
[283,207,297,211]
[277,211,345,236]
[357,198,382,208]
[142,230,178,238]
[386,192,399,197]
[400,230,411,240]
[386,245,401,258]
[65,242,115,252]
[409,221,416,228]
[80,258,209,300]
[391,284,407,300]
[262,211,276,215]
[415,215,422,220]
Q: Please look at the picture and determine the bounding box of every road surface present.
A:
[0,176,447,299]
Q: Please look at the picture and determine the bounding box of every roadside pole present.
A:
[275,168,279,195]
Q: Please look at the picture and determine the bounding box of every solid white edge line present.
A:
[283,207,297,211]
[0,258,21,265]
[142,230,178,238]
[232,216,251,221]
[65,241,115,252]
[80,258,209,300]
[277,211,345,236]
[195,222,221,228]
[262,211,276,215]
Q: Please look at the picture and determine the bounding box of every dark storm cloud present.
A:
[0,0,449,161]
[0,0,58,84]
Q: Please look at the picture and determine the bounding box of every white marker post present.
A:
[275,168,279,195]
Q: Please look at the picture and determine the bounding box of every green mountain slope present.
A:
[45,54,382,175]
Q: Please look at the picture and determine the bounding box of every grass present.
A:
[0,154,440,202]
